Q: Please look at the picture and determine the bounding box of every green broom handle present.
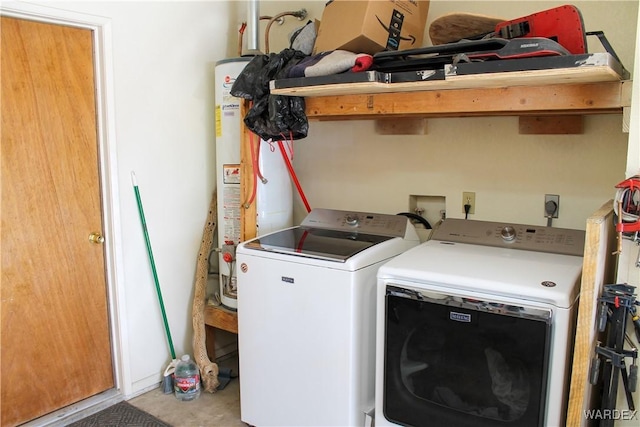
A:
[131,172,176,360]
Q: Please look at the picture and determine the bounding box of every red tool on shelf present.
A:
[494,4,587,55]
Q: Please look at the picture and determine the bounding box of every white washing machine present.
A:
[375,219,585,427]
[237,208,420,427]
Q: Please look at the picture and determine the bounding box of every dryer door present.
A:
[382,285,552,427]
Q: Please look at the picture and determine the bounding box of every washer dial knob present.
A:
[501,226,517,242]
[345,214,359,226]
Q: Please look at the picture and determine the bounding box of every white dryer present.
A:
[236,208,420,427]
[375,219,585,427]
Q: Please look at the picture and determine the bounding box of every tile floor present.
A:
[128,356,244,427]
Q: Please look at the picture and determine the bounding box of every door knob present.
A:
[89,232,105,244]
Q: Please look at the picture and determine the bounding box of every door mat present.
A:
[67,401,172,427]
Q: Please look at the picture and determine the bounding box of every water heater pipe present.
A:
[246,0,260,54]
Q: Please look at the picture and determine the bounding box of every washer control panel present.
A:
[432,218,585,256]
[300,208,411,238]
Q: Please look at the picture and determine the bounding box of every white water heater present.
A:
[214,57,292,310]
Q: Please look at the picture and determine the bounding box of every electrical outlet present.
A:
[462,192,475,214]
[544,194,560,218]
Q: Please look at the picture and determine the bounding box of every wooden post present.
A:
[566,200,617,426]
[240,99,257,241]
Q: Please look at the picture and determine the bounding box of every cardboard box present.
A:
[313,0,430,55]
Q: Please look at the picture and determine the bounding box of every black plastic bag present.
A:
[231,49,309,141]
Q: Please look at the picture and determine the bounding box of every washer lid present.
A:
[243,226,394,262]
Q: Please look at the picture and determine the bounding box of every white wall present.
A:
[626,0,640,178]
[82,0,230,394]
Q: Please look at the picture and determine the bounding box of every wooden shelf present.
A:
[286,81,631,120]
[270,55,631,120]
[204,304,238,334]
[204,305,238,361]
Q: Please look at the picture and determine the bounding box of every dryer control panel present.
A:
[432,218,585,256]
[300,208,412,238]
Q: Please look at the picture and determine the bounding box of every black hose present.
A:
[396,212,432,229]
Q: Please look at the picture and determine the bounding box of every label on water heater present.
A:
[222,164,241,244]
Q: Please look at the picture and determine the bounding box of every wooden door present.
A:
[1,17,114,426]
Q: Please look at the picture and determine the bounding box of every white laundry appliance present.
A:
[375,218,586,427]
[236,208,420,427]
